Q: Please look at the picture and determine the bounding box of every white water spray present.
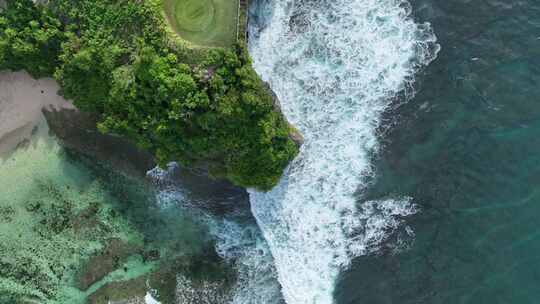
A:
[248,0,439,303]
[149,164,285,304]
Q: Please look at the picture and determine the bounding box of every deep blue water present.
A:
[336,0,540,303]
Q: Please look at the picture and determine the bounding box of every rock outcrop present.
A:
[42,107,156,178]
[263,81,304,148]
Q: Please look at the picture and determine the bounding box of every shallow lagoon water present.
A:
[0,120,214,303]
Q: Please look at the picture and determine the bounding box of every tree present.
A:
[0,0,299,190]
[0,0,65,77]
[55,36,126,112]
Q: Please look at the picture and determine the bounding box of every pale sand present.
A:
[0,71,74,157]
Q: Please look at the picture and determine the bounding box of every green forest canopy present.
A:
[0,0,299,190]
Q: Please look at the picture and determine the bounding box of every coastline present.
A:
[0,71,74,157]
[0,69,240,303]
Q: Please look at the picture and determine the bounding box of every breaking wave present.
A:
[148,164,285,304]
[247,0,439,303]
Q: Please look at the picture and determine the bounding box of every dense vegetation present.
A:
[0,0,299,190]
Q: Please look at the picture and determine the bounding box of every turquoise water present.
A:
[0,121,213,303]
[336,0,540,303]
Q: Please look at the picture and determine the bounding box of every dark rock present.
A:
[43,107,252,216]
[25,200,42,212]
[71,202,100,232]
[288,125,304,148]
[148,162,250,216]
[88,276,147,304]
[142,249,160,262]
[42,107,156,178]
[289,10,311,33]
[148,252,235,304]
[0,206,15,222]
[75,238,141,291]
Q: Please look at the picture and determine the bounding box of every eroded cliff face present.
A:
[42,107,156,178]
[42,106,250,214]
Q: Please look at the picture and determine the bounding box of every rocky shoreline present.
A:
[0,71,246,303]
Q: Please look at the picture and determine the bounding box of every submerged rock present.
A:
[88,276,147,304]
[86,252,235,304]
[0,139,146,303]
[159,252,235,304]
[43,106,252,216]
[76,238,143,291]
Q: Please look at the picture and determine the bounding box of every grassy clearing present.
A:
[163,0,239,47]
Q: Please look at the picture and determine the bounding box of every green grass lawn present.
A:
[163,0,239,47]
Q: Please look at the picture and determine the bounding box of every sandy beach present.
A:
[0,71,74,157]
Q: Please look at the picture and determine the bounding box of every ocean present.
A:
[2,0,537,303]
[334,0,540,303]
[245,0,540,303]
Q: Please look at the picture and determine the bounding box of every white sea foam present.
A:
[248,0,439,303]
[145,292,162,304]
[149,164,285,304]
[210,219,284,304]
